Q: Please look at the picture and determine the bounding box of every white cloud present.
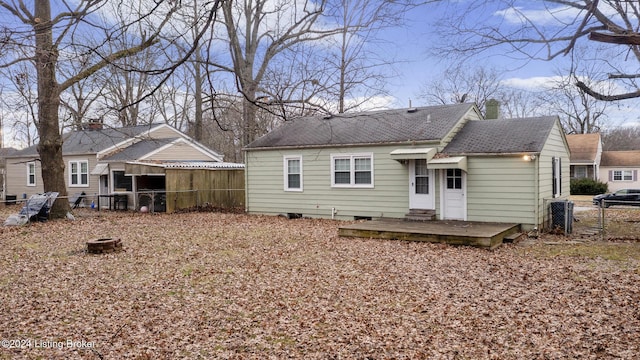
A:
[495,5,582,26]
[500,76,563,91]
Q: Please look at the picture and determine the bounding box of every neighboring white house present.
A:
[566,133,602,181]
[243,104,571,231]
[600,150,640,192]
[4,123,225,209]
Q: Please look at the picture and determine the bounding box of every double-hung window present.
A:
[331,153,373,188]
[69,160,89,187]
[612,170,633,181]
[284,156,303,191]
[27,162,36,186]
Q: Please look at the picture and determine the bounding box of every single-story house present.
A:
[243,103,570,231]
[566,133,602,180]
[599,150,640,192]
[4,122,238,210]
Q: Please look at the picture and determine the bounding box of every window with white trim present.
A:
[574,166,587,179]
[27,162,36,186]
[612,170,633,181]
[284,156,303,191]
[331,153,373,187]
[69,160,89,187]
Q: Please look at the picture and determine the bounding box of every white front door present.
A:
[443,168,466,220]
[409,159,434,209]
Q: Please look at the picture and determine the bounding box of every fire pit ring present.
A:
[87,238,123,254]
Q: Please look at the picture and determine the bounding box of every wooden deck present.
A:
[338,219,521,250]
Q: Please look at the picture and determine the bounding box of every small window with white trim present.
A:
[27,162,36,186]
[284,156,303,191]
[69,160,89,187]
[331,153,374,188]
[612,170,633,181]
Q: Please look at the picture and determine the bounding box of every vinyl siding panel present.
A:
[246,145,422,219]
[538,121,571,227]
[599,166,640,192]
[149,125,182,139]
[465,156,537,226]
[145,142,214,161]
[5,155,101,203]
[5,157,44,198]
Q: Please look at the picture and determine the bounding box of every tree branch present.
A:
[576,80,640,101]
[589,31,640,45]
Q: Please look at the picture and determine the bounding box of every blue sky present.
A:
[379,1,640,128]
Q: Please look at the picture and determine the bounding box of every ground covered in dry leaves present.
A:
[1,207,639,359]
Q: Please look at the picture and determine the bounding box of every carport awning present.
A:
[125,163,165,176]
[428,156,467,172]
[390,147,436,160]
[90,163,109,175]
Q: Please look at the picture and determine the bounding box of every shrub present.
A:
[570,178,608,195]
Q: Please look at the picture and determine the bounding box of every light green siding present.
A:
[465,156,537,225]
[537,121,571,228]
[246,145,425,219]
[246,118,572,230]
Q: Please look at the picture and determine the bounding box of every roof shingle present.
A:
[601,150,640,167]
[245,104,478,149]
[566,133,601,162]
[442,117,558,155]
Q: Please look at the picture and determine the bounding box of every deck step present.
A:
[405,209,436,221]
[503,232,526,243]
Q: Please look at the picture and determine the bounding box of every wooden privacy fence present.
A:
[164,168,245,213]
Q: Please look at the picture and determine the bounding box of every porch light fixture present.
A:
[523,154,536,161]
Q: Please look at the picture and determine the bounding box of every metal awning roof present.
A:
[390,147,437,160]
[90,163,109,175]
[428,156,467,172]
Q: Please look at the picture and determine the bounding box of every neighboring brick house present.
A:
[600,150,640,192]
[566,133,602,181]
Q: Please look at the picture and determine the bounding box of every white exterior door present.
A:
[409,159,434,209]
[443,168,466,220]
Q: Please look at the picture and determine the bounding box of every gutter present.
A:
[243,140,442,152]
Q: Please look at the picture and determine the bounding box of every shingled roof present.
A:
[245,103,479,149]
[442,116,558,155]
[7,124,158,157]
[601,150,640,167]
[101,138,177,161]
[566,133,601,163]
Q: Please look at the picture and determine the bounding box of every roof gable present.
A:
[442,116,559,155]
[566,133,601,162]
[245,104,479,149]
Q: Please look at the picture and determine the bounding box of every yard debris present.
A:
[0,209,638,359]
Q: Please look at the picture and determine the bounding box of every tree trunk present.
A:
[35,0,70,218]
[193,56,203,141]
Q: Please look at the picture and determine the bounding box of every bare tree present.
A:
[0,0,220,217]
[435,0,640,101]
[59,53,104,131]
[322,0,414,113]
[602,126,640,151]
[1,64,39,146]
[538,73,612,134]
[418,65,503,116]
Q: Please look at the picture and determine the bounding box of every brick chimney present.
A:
[485,99,500,120]
[82,119,103,130]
